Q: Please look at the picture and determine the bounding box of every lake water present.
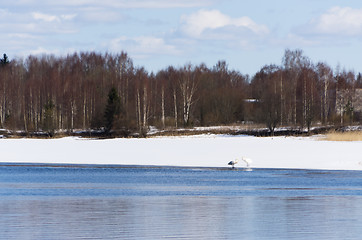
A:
[1,164,362,240]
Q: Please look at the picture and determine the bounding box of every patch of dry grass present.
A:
[323,131,362,141]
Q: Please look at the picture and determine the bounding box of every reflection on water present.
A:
[1,164,362,239]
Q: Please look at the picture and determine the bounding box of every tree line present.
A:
[0,49,361,136]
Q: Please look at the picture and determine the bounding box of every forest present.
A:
[0,49,361,137]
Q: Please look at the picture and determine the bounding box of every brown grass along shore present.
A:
[323,131,362,141]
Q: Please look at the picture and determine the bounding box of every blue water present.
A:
[1,164,362,239]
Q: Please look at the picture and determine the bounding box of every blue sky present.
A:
[2,0,362,75]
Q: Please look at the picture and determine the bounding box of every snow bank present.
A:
[0,135,361,171]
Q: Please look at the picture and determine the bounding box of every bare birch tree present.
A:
[179,64,198,126]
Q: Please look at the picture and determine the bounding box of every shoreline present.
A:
[1,162,361,172]
[1,135,361,171]
[2,124,359,139]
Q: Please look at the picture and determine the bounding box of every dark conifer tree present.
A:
[104,87,121,133]
[0,53,9,66]
[43,100,55,137]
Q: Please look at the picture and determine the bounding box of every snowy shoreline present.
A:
[1,135,361,171]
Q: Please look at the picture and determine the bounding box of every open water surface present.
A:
[1,164,362,239]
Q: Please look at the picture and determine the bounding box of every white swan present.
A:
[241,156,252,168]
[228,156,252,169]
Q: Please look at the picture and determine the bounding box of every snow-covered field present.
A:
[1,135,361,171]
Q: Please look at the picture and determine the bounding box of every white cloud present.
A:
[28,47,61,55]
[180,9,269,39]
[6,0,214,8]
[32,12,76,22]
[2,33,39,54]
[310,7,362,36]
[61,14,77,21]
[110,36,180,58]
[110,0,214,8]
[32,12,60,22]
[79,7,124,22]
[0,8,11,17]
[282,34,320,48]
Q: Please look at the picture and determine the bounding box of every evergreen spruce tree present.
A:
[0,53,9,66]
[43,100,55,137]
[104,87,121,133]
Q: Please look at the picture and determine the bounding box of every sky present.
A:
[2,0,362,76]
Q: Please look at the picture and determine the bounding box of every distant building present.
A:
[336,88,362,121]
